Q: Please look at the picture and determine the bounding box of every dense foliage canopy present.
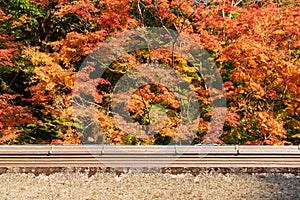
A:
[0,0,299,145]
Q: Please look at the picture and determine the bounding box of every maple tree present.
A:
[0,0,299,145]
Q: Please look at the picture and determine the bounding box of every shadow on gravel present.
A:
[257,174,300,200]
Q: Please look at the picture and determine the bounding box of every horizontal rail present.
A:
[0,145,299,168]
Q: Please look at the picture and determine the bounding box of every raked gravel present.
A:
[0,171,299,200]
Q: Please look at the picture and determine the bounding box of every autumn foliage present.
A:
[0,0,299,145]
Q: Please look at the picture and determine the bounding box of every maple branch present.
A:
[137,0,145,26]
[9,71,19,87]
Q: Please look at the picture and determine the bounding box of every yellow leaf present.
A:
[292,134,300,138]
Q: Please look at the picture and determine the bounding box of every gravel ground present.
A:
[0,170,299,200]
